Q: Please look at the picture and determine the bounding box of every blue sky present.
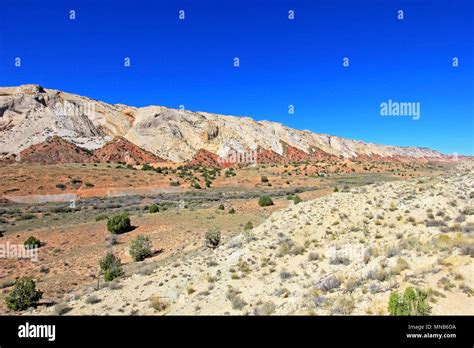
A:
[0,0,473,155]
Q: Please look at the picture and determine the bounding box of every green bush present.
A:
[293,195,302,204]
[260,176,269,183]
[258,196,274,207]
[334,186,339,192]
[192,182,202,189]
[5,277,43,311]
[107,213,131,234]
[129,235,152,262]
[217,204,225,210]
[99,253,124,281]
[228,208,236,214]
[24,236,41,249]
[149,204,159,214]
[244,221,253,231]
[388,287,431,315]
[205,228,221,248]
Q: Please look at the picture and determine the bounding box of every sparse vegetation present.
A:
[99,253,124,281]
[107,212,132,234]
[258,195,274,207]
[5,277,43,311]
[24,236,41,249]
[129,235,152,262]
[388,287,431,316]
[205,228,221,248]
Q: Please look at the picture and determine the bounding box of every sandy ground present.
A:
[25,160,473,316]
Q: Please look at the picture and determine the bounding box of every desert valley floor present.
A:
[0,159,472,315]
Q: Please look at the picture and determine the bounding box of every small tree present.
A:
[388,287,431,315]
[107,213,131,234]
[99,253,124,281]
[129,235,152,262]
[258,196,274,207]
[24,236,41,249]
[205,228,221,248]
[5,277,43,311]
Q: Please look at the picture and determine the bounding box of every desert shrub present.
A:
[24,236,41,249]
[393,257,410,274]
[5,277,43,311]
[148,204,159,214]
[85,295,101,304]
[460,245,474,257]
[260,175,269,183]
[244,221,253,231]
[95,214,108,222]
[192,182,202,189]
[99,253,124,281]
[329,255,350,265]
[149,295,168,311]
[228,208,236,214]
[129,235,152,262]
[53,303,72,315]
[388,287,431,315]
[334,186,339,192]
[107,213,131,234]
[254,301,276,315]
[55,183,66,190]
[315,275,341,292]
[258,196,274,207]
[70,178,82,185]
[142,163,153,171]
[425,219,447,227]
[226,287,247,310]
[17,213,35,221]
[308,252,320,261]
[462,207,474,215]
[205,228,221,248]
[293,195,302,204]
[217,204,225,210]
[332,295,355,314]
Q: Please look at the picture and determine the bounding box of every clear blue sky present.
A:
[1,0,472,155]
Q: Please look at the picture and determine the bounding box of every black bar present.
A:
[0,315,472,347]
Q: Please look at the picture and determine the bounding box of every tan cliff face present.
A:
[0,84,448,162]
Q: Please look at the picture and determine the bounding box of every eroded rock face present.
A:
[17,136,93,164]
[91,137,165,165]
[0,85,449,162]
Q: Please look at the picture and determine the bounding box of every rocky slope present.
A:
[0,85,450,163]
[36,161,474,315]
